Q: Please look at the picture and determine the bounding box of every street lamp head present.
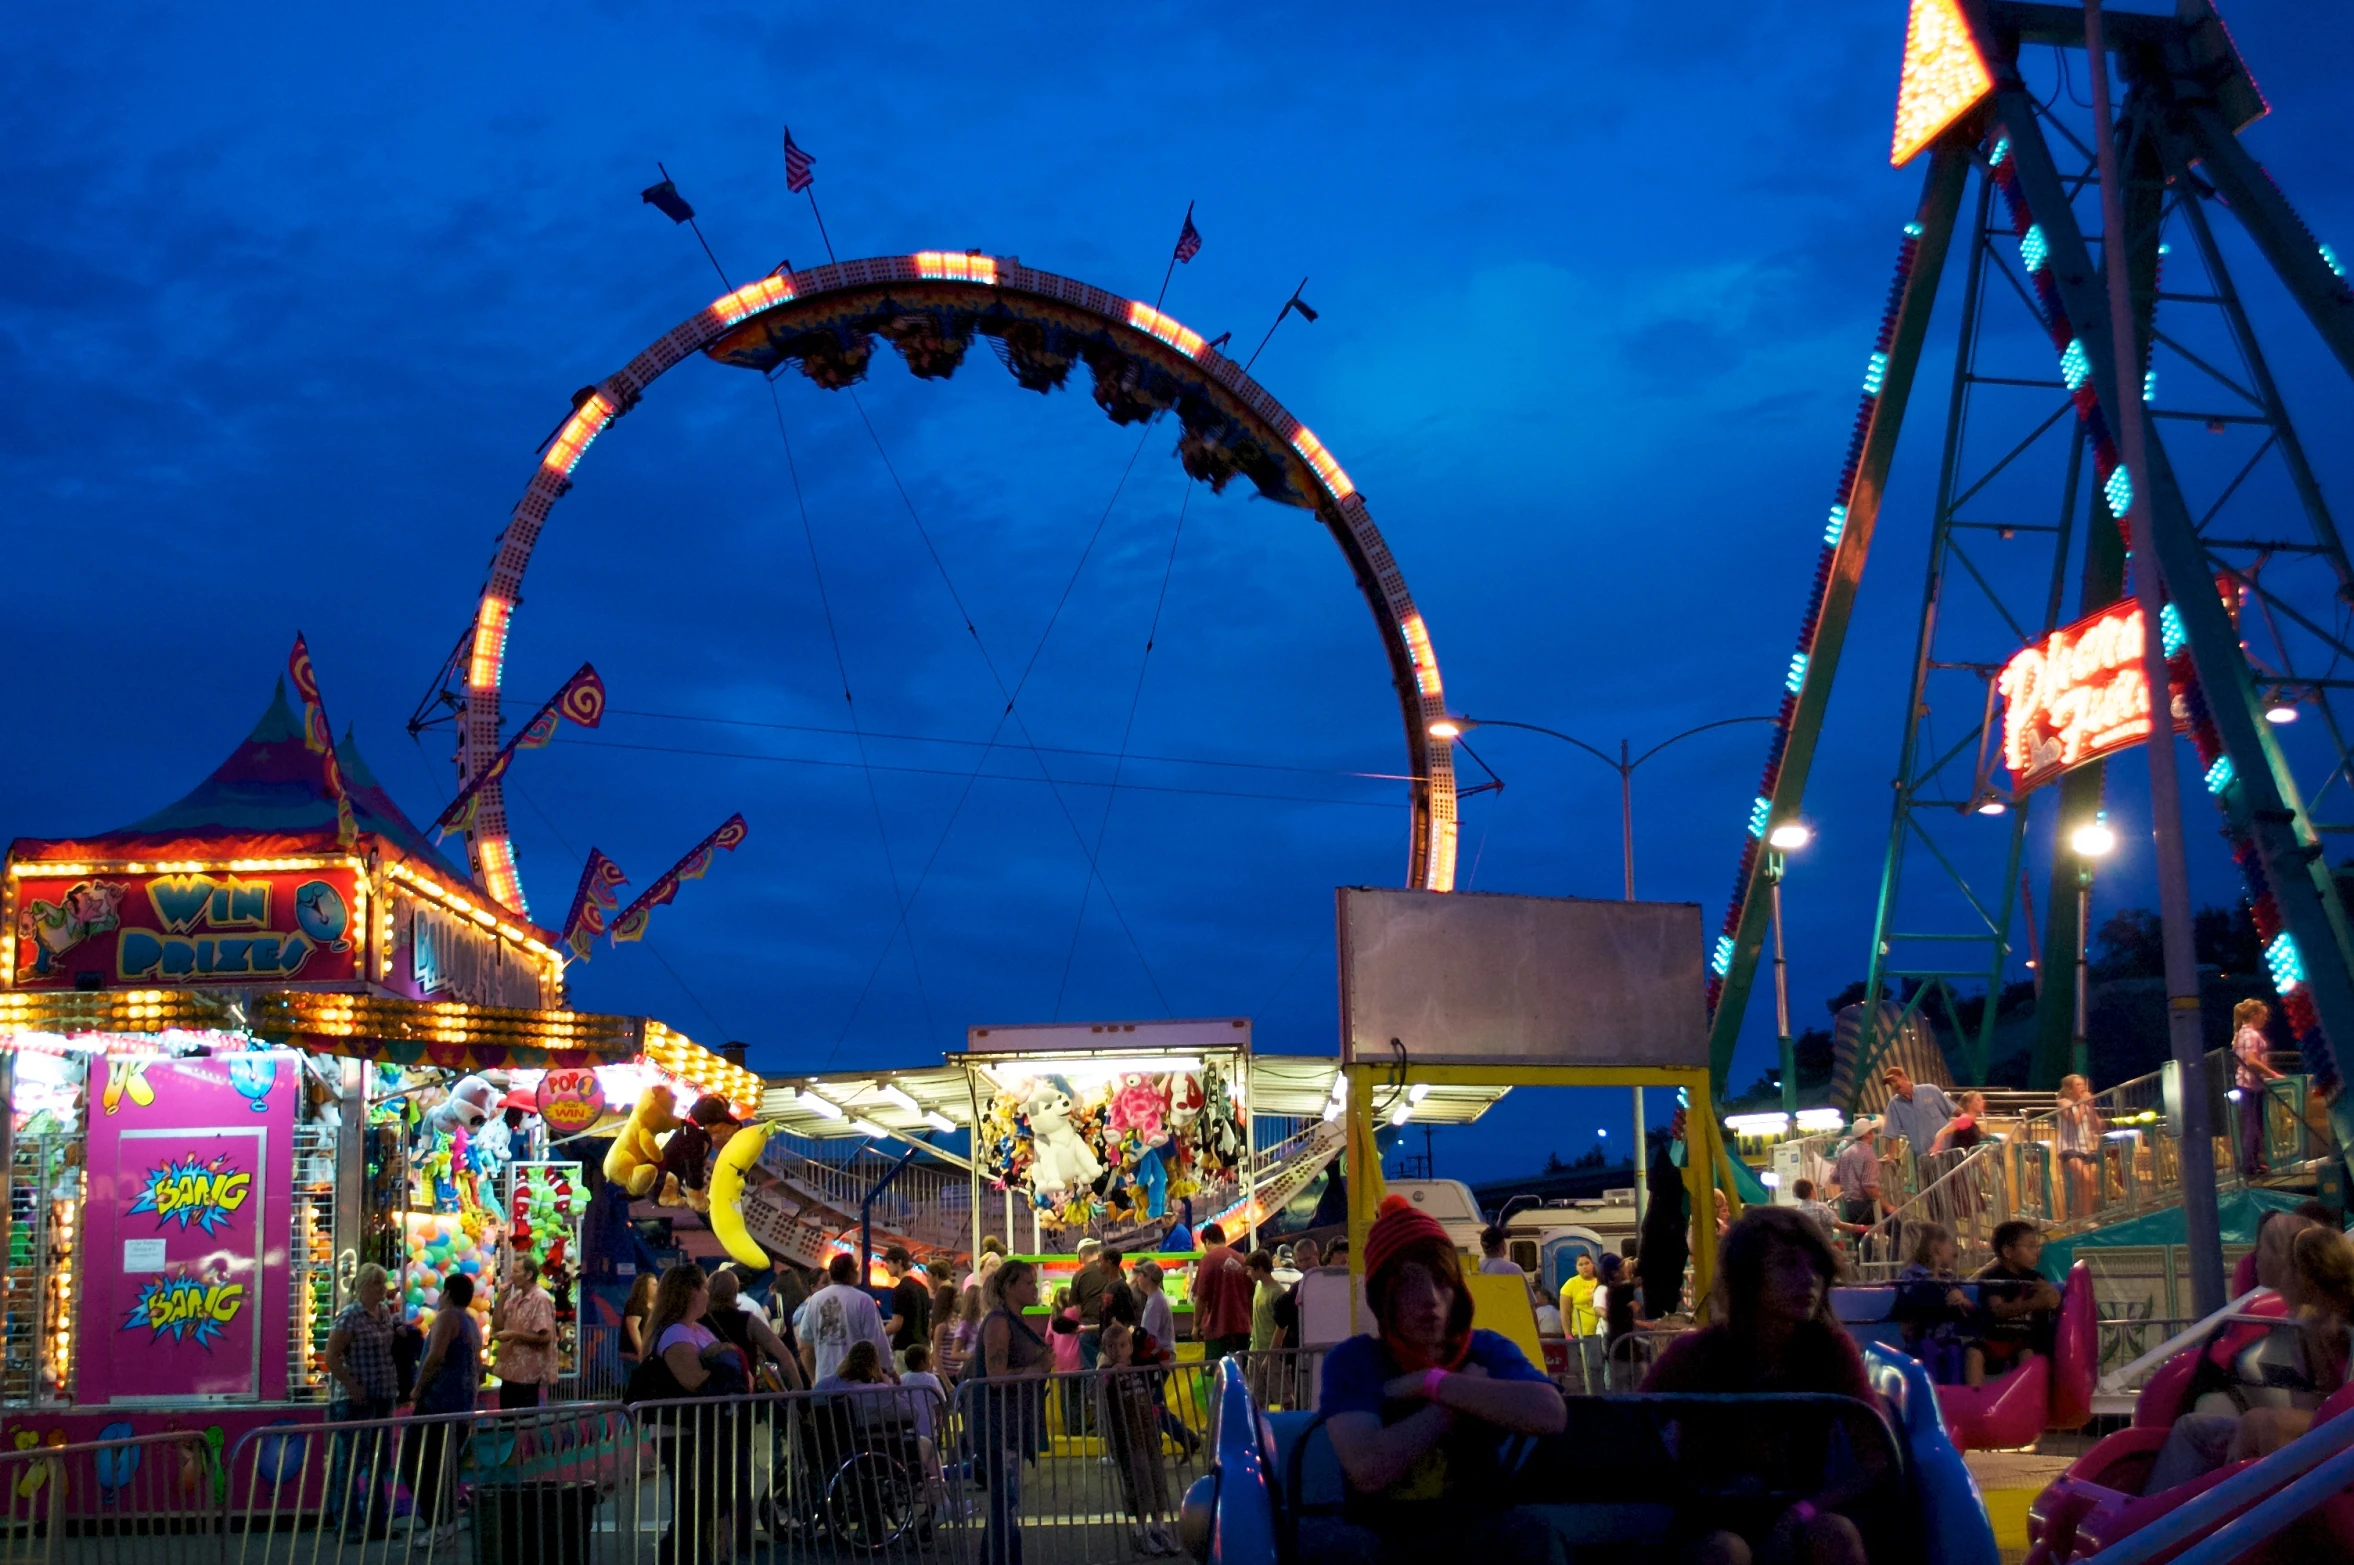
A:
[1427,716,1473,740]
[2071,821,2118,859]
[2265,697,2299,725]
[1767,822,1813,851]
[1975,796,2008,817]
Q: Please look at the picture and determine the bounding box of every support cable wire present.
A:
[824,397,1172,1055]
[597,706,1418,783]
[512,781,731,1040]
[547,733,1394,809]
[1055,475,1195,1017]
[768,376,937,1050]
[408,729,733,1040]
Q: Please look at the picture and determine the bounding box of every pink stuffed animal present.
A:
[1108,1073,1170,1147]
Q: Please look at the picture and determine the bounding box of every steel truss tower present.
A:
[1705,2,2354,1152]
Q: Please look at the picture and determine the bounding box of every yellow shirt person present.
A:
[1559,1255,1602,1338]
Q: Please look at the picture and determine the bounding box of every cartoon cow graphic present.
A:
[19,880,125,978]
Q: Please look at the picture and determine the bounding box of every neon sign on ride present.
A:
[1997,603,2187,794]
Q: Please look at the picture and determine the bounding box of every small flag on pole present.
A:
[1288,294,1319,323]
[641,180,696,224]
[783,127,816,193]
[1173,209,1203,263]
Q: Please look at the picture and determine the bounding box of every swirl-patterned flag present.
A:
[435,663,605,838]
[287,634,357,847]
[611,814,750,944]
[558,850,630,963]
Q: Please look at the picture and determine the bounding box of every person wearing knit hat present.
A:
[1315,1195,1568,1561]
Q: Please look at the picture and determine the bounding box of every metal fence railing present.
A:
[0,1428,220,1565]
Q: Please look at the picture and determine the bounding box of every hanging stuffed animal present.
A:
[1134,1142,1170,1218]
[1024,1082,1103,1195]
[600,1086,682,1198]
[1194,1064,1245,1177]
[1166,1074,1205,1139]
[1108,1073,1171,1147]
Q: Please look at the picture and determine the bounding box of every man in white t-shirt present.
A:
[795,1252,894,1385]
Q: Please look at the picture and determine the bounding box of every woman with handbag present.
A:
[635,1264,751,1565]
[969,1260,1050,1565]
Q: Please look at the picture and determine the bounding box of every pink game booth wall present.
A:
[3,1053,321,1491]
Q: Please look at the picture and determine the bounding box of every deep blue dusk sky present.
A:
[8,3,2352,1183]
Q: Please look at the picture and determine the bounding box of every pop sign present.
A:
[535,1068,606,1135]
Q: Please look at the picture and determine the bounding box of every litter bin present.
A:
[472,1481,602,1565]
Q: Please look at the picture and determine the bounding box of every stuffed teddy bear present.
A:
[1023,1082,1103,1195]
[601,1085,681,1198]
[1107,1073,1170,1147]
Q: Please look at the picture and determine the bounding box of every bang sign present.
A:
[124,1271,247,1346]
[127,1153,254,1234]
[1998,602,2187,793]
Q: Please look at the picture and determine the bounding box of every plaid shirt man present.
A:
[333,1298,400,1402]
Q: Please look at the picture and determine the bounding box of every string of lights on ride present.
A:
[455,251,1452,910]
[1988,127,2339,1090]
[1706,216,1926,997]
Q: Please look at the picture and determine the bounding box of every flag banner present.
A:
[516,663,607,750]
[560,850,630,963]
[1173,209,1203,263]
[783,128,815,193]
[641,180,696,223]
[1289,295,1319,323]
[435,664,604,838]
[287,634,357,847]
[610,813,750,944]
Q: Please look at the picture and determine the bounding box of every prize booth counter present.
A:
[0,991,759,1482]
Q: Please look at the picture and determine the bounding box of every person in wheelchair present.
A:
[1641,1206,1879,1565]
[797,1341,931,1548]
[1318,1193,1569,1563]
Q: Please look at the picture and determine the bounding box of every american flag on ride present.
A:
[1172,206,1203,263]
[783,127,815,193]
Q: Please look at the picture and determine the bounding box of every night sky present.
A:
[8,3,2351,1184]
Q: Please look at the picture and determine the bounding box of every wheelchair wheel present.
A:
[825,1449,919,1553]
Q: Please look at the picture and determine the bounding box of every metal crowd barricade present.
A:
[0,1429,221,1565]
[1222,1348,1323,1415]
[952,1367,1211,1564]
[223,1400,641,1565]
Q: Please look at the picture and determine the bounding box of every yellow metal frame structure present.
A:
[1342,1062,1736,1336]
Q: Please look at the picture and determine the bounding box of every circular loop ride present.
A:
[459,251,1457,917]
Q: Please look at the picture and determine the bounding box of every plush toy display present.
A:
[984,1066,1244,1229]
[1024,1083,1103,1195]
[600,1086,681,1198]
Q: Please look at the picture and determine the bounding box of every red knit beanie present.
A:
[1363,1193,1452,1291]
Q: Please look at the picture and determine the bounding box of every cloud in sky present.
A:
[6,2,2352,1181]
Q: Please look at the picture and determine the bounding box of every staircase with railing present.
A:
[1847,1049,2336,1277]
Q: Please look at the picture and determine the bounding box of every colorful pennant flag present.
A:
[610,814,750,945]
[559,850,631,963]
[782,127,815,193]
[287,634,357,848]
[434,664,607,839]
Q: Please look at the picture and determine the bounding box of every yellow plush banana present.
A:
[707,1121,772,1269]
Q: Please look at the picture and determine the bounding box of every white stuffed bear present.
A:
[1024,1083,1103,1195]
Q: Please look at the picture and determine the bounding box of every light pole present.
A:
[1428,711,1778,1228]
[2069,817,2119,1081]
[1766,822,1814,1119]
[1426,714,1777,901]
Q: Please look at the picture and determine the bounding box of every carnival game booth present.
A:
[0,679,761,1478]
[752,1021,1510,1278]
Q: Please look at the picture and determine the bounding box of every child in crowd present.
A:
[898,1342,956,1520]
[2055,1075,2105,1219]
[1050,1285,1085,1431]
[1967,1220,2062,1387]
[1642,1207,1878,1565]
[1893,1223,1972,1384]
[1100,1320,1179,1555]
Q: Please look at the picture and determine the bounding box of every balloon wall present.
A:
[401,1211,498,1333]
